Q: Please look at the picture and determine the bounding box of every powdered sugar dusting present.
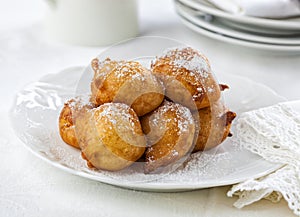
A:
[94,58,150,82]
[92,102,140,137]
[114,61,146,81]
[93,58,120,80]
[174,55,209,78]
[94,103,131,122]
[159,47,211,79]
[153,47,216,100]
[154,100,194,134]
[67,96,93,114]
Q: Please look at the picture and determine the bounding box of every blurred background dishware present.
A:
[205,0,300,18]
[44,0,138,46]
[175,0,300,52]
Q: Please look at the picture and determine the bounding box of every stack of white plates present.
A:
[175,0,300,52]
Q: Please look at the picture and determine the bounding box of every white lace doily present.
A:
[227,102,300,216]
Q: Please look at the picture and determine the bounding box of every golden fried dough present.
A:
[151,47,221,110]
[90,58,119,102]
[192,100,236,152]
[141,100,195,173]
[76,103,146,171]
[90,58,164,116]
[58,49,237,173]
[58,99,81,149]
[59,98,95,149]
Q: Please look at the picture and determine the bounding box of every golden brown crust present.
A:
[90,58,164,116]
[77,103,146,171]
[90,58,120,104]
[141,100,195,173]
[219,84,229,91]
[192,100,236,152]
[59,98,95,149]
[58,99,80,149]
[151,47,221,110]
[222,111,236,141]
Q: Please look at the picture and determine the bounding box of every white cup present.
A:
[44,0,139,46]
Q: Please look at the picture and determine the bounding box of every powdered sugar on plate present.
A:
[45,137,241,184]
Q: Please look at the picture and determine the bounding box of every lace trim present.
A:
[227,103,300,216]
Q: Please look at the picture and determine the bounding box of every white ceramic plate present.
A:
[178,16,300,53]
[10,65,286,192]
[175,2,300,46]
[177,0,300,32]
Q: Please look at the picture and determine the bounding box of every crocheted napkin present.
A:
[227,101,300,216]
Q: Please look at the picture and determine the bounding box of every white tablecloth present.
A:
[0,0,299,216]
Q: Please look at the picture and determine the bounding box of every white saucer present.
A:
[177,13,300,53]
[175,2,300,46]
[177,0,300,33]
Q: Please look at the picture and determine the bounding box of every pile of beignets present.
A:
[58,47,236,174]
